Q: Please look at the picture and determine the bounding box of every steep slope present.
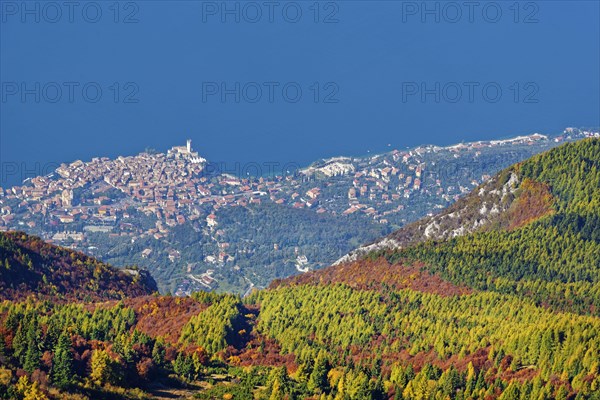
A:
[0,231,157,301]
[236,140,600,399]
[301,139,600,315]
[336,138,596,263]
[333,168,523,264]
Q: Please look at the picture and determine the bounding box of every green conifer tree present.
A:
[308,352,329,394]
[51,331,73,389]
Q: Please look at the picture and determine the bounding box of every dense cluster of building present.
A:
[0,130,595,270]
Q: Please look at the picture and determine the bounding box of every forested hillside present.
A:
[249,139,600,399]
[0,292,257,399]
[0,140,599,399]
[337,138,599,265]
[0,232,157,301]
[383,138,600,315]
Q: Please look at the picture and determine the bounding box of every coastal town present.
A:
[0,128,597,294]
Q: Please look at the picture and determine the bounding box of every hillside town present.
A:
[0,128,597,294]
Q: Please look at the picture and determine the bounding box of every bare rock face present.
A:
[336,170,523,264]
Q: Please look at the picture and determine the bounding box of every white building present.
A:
[167,139,207,164]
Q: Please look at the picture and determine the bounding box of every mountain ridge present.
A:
[0,231,157,301]
[334,136,597,265]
